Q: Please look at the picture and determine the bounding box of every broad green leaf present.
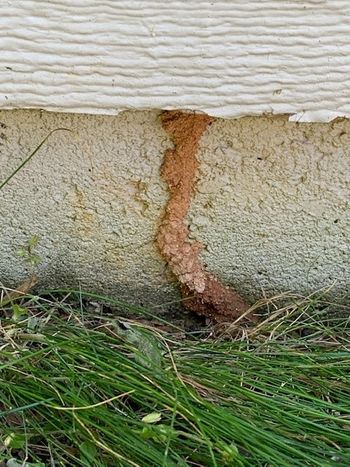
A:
[11,305,27,322]
[4,433,26,449]
[142,412,162,424]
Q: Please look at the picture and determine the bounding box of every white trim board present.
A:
[1,1,350,122]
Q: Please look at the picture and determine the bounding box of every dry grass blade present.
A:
[0,276,38,306]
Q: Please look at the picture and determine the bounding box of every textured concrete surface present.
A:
[1,1,350,121]
[1,110,350,308]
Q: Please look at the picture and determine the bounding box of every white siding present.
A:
[1,1,350,121]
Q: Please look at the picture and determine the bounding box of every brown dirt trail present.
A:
[157,111,250,322]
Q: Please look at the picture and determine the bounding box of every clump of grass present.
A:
[1,288,350,466]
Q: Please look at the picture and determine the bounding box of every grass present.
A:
[1,288,350,466]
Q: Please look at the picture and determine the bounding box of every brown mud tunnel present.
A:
[157,111,252,322]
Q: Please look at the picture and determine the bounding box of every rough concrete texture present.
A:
[1,110,350,309]
[0,110,175,307]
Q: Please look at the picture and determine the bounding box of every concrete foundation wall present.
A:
[1,110,350,307]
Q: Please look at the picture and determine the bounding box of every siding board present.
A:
[1,1,349,121]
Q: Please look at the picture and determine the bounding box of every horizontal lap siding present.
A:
[0,1,349,121]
